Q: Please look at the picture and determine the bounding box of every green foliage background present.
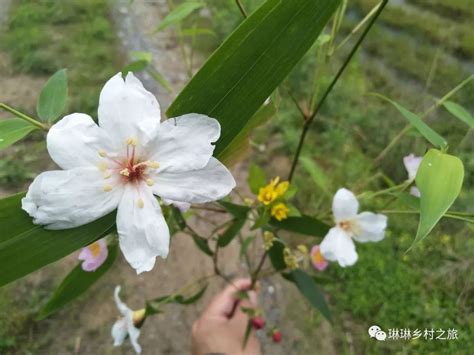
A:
[0,0,472,353]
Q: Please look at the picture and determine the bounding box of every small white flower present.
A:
[22,73,236,273]
[112,286,142,354]
[403,154,422,197]
[403,154,422,181]
[320,188,387,267]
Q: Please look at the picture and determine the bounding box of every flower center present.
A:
[338,219,361,237]
[88,241,101,258]
[98,138,159,192]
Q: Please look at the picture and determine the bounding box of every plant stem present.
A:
[0,103,47,131]
[250,252,267,289]
[288,0,388,181]
[235,0,248,18]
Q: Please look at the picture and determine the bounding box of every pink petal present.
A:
[79,239,109,272]
[310,245,328,271]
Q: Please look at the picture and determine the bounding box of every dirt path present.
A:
[1,1,334,353]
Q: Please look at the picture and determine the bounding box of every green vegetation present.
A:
[0,0,121,350]
[3,0,121,115]
[201,0,473,353]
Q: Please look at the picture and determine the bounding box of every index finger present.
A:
[202,278,252,318]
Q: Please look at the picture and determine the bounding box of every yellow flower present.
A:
[263,231,275,250]
[271,203,289,221]
[257,177,290,205]
[258,185,278,205]
[275,181,289,197]
[283,247,299,270]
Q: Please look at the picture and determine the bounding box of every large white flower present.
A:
[320,188,387,267]
[22,72,236,273]
[112,286,143,354]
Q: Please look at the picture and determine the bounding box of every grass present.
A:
[2,0,122,116]
[208,0,474,353]
[355,0,474,58]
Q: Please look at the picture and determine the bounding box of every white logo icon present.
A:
[368,325,386,341]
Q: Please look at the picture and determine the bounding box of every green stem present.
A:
[235,0,248,18]
[0,103,47,131]
[334,0,382,52]
[288,0,389,181]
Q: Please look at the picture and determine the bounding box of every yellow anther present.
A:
[146,178,154,186]
[120,168,130,177]
[98,162,108,171]
[103,184,113,192]
[148,161,160,169]
[98,149,107,157]
[126,138,138,146]
[103,170,112,179]
[137,198,144,208]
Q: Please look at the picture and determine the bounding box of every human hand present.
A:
[192,278,261,355]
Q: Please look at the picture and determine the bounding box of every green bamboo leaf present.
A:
[299,156,331,196]
[190,234,213,256]
[240,236,255,256]
[375,94,448,149]
[219,201,250,219]
[286,269,332,322]
[167,0,341,158]
[155,2,204,32]
[218,218,246,247]
[146,284,208,315]
[268,240,286,271]
[122,60,149,75]
[0,118,37,150]
[36,69,68,123]
[149,68,173,94]
[0,193,116,287]
[443,101,474,129]
[270,215,330,237]
[248,162,267,195]
[412,149,464,247]
[37,243,118,320]
[219,101,276,165]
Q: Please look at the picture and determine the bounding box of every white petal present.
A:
[116,183,170,274]
[47,113,114,170]
[21,168,122,229]
[353,212,387,243]
[148,114,220,171]
[403,154,422,181]
[114,286,132,316]
[332,188,359,222]
[151,157,235,204]
[126,319,142,354]
[410,186,421,197]
[98,72,161,147]
[320,227,358,267]
[111,318,128,347]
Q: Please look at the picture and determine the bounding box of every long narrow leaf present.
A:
[167,0,341,158]
[0,193,116,287]
[374,94,447,149]
[37,243,118,319]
